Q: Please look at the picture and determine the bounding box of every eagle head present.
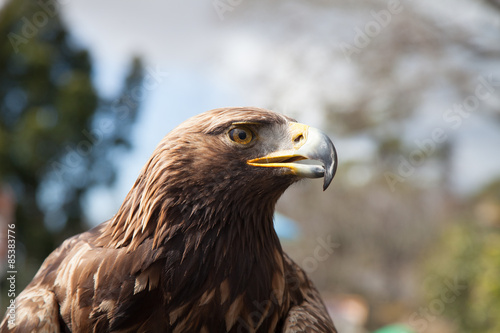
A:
[159,106,336,193]
[104,107,337,249]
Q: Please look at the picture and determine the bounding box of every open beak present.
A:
[247,123,338,190]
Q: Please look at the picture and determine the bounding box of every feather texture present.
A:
[1,107,337,333]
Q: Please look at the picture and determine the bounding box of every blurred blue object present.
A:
[274,212,300,240]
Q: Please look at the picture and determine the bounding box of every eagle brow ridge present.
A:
[205,119,274,135]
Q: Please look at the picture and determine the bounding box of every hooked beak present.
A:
[247,123,338,190]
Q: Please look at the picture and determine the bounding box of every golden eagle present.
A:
[1,107,338,332]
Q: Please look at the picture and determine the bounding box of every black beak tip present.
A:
[322,145,338,191]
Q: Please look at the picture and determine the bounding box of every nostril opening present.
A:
[294,134,304,144]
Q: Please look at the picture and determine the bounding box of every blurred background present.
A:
[1,0,500,332]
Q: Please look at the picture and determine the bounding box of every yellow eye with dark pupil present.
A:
[229,127,253,144]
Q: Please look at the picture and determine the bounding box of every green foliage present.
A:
[423,182,500,333]
[0,0,143,293]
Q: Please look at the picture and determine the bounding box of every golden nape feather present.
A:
[1,107,338,333]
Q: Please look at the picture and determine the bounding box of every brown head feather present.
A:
[98,107,294,251]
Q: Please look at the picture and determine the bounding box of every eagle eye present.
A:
[228,127,254,145]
